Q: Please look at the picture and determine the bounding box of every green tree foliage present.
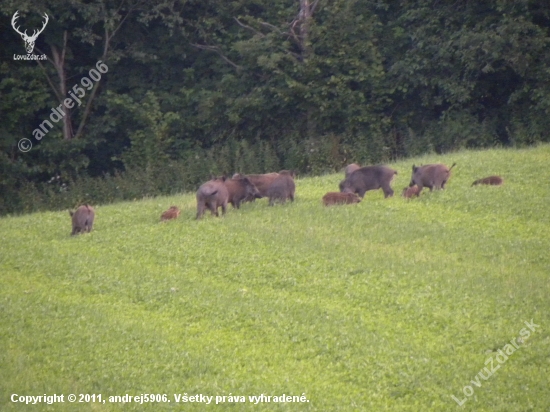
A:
[0,0,549,214]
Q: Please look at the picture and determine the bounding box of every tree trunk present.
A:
[50,32,73,139]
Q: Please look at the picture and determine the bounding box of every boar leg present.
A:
[207,201,217,217]
[382,186,394,198]
[85,217,93,232]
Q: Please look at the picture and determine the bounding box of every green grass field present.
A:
[1,145,549,411]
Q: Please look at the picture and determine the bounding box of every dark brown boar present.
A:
[233,171,296,202]
[196,177,229,219]
[69,204,95,235]
[241,173,280,198]
[339,166,397,198]
[267,174,296,206]
[344,163,361,178]
[472,175,503,186]
[224,176,262,208]
[161,206,180,221]
[402,185,421,198]
[322,192,361,206]
[409,163,456,192]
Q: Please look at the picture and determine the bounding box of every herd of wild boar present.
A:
[69,162,504,234]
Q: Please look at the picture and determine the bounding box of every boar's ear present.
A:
[221,175,227,182]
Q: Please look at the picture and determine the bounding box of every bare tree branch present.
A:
[258,20,285,35]
[34,50,64,102]
[74,1,139,139]
[310,0,321,15]
[233,17,265,37]
[191,43,242,70]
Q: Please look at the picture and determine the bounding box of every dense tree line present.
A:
[1,0,549,214]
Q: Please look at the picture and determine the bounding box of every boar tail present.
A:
[449,162,457,171]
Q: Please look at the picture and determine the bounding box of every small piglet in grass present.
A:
[322,192,361,206]
[160,206,180,221]
[472,176,503,186]
[70,204,95,235]
[402,185,421,199]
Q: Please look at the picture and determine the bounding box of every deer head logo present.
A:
[11,11,49,54]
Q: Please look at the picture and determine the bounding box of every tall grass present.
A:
[1,145,549,411]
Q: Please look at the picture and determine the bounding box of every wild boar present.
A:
[344,163,361,178]
[339,166,397,198]
[240,173,280,198]
[224,176,262,208]
[267,174,295,206]
[161,206,180,221]
[472,175,503,186]
[402,185,421,198]
[409,163,456,191]
[196,177,229,219]
[322,192,361,206]
[69,204,95,235]
[234,170,295,202]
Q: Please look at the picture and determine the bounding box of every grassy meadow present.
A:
[1,144,549,411]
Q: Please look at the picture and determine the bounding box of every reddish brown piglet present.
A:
[161,206,180,221]
[472,176,503,186]
[322,192,361,206]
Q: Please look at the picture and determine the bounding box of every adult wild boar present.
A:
[235,170,296,202]
[196,177,229,219]
[472,175,503,186]
[322,192,361,206]
[402,185,421,198]
[240,173,280,198]
[161,206,180,221]
[344,163,361,178]
[267,174,295,206]
[409,163,456,191]
[339,166,397,198]
[69,204,95,235]
[224,176,262,208]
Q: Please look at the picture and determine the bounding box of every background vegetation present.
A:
[1,145,549,411]
[1,0,550,215]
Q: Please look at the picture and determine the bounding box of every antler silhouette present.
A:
[11,11,49,54]
[11,11,26,37]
